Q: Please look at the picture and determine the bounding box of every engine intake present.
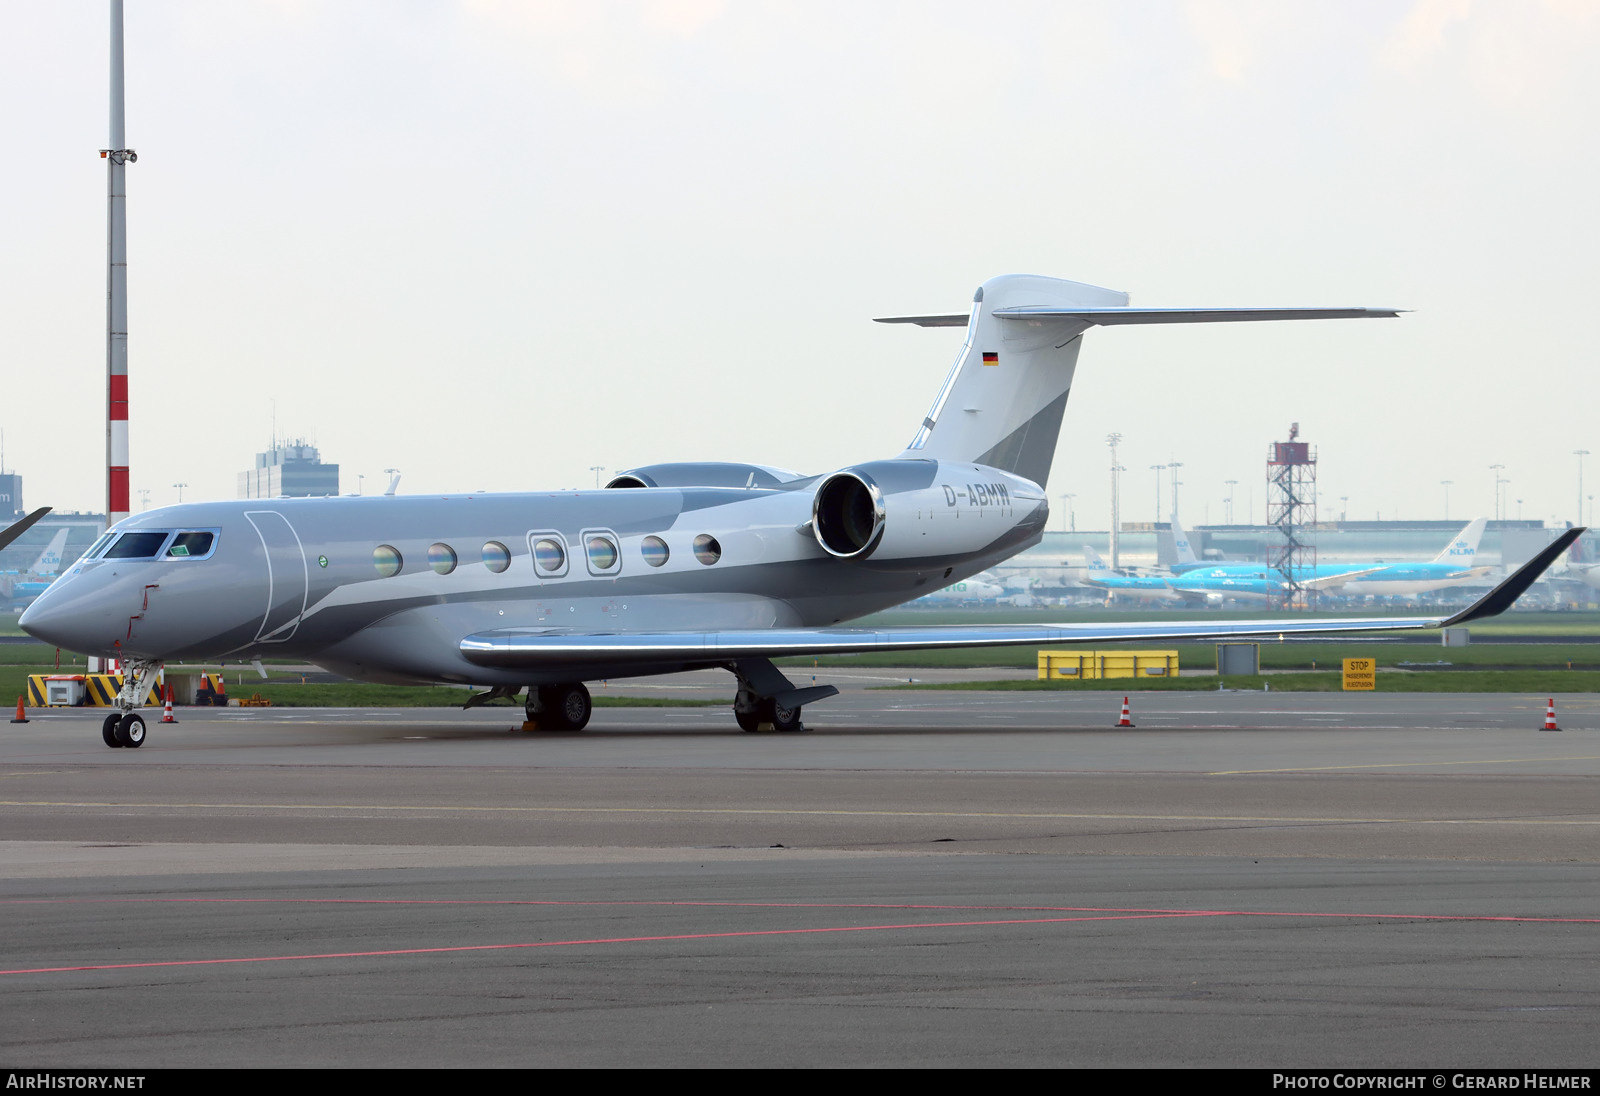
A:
[812,471,885,559]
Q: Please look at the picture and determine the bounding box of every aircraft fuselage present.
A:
[22,462,1047,687]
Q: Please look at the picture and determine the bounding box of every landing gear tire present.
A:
[537,684,592,731]
[758,699,805,733]
[115,712,147,749]
[734,706,761,732]
[102,712,124,748]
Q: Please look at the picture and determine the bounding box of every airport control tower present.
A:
[238,439,340,499]
[1266,423,1317,604]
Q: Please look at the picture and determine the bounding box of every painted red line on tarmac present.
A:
[0,896,1172,911]
[0,912,1208,976]
[4,896,1600,925]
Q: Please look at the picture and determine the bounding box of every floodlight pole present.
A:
[1106,434,1123,569]
[1576,451,1590,525]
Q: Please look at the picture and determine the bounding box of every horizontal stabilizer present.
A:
[875,307,1402,328]
[873,314,970,328]
[460,529,1581,669]
[993,307,1403,325]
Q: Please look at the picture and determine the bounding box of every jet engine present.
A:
[810,460,1047,568]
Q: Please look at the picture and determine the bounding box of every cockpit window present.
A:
[83,534,115,560]
[166,531,215,558]
[104,532,170,560]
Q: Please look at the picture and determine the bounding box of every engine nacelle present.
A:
[811,460,1046,566]
[605,462,803,490]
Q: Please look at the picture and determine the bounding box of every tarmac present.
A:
[2,683,1598,1068]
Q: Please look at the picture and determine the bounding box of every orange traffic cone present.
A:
[1541,698,1561,732]
[1116,696,1135,728]
[160,684,178,724]
[10,695,28,724]
[213,675,228,707]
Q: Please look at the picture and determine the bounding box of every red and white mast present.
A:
[103,0,134,530]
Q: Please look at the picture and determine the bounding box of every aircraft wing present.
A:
[1298,566,1386,590]
[461,528,1581,670]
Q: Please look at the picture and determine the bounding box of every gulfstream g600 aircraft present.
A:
[19,274,1582,747]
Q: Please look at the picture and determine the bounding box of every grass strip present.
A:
[877,670,1600,693]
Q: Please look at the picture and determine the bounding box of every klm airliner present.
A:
[1165,517,1491,597]
[1079,546,1186,603]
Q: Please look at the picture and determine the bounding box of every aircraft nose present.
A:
[19,580,121,654]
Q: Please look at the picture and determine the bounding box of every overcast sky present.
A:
[2,1,1596,529]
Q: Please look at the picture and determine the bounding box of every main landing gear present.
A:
[733,697,803,733]
[524,683,592,731]
[729,657,837,733]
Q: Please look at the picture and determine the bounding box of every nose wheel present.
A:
[103,711,146,748]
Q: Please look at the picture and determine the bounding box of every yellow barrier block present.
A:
[1038,651,1179,681]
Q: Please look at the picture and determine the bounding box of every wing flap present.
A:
[462,614,1440,668]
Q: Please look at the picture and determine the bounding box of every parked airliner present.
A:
[1081,539,1286,605]
[1331,519,1494,597]
[6,528,71,604]
[917,571,1006,604]
[18,274,1579,748]
[1078,546,1186,603]
[1167,517,1490,597]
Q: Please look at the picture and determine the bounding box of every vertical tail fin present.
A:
[30,529,69,576]
[1433,517,1488,566]
[1082,544,1110,572]
[888,275,1128,488]
[877,275,1400,489]
[1170,512,1199,565]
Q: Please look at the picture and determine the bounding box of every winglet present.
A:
[1441,527,1585,627]
[0,507,52,554]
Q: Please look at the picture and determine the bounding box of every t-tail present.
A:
[877,274,1400,489]
[1433,517,1488,567]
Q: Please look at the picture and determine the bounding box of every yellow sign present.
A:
[1342,657,1376,691]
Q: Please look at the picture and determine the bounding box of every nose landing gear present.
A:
[101,708,148,748]
[101,659,162,749]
